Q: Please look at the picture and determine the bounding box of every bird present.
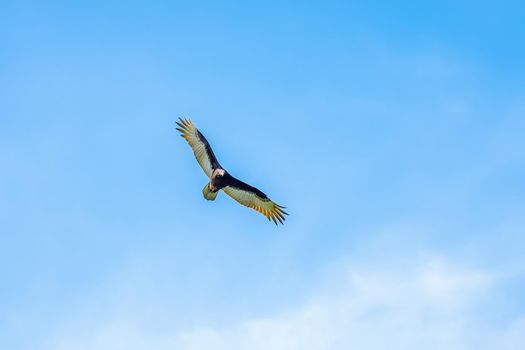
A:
[175,117,288,225]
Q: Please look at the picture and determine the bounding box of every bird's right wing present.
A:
[176,118,221,178]
[222,177,288,225]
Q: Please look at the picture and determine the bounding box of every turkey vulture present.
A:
[175,117,288,225]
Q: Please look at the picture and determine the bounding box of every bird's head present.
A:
[212,168,225,179]
[211,168,227,188]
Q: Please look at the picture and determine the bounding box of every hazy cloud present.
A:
[51,255,524,350]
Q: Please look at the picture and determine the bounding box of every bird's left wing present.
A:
[176,118,221,178]
[223,177,288,225]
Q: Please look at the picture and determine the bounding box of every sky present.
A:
[1,1,525,349]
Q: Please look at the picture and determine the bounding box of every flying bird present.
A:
[175,117,288,225]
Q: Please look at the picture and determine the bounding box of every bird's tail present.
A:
[202,183,218,201]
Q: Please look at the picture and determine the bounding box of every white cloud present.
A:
[50,256,525,350]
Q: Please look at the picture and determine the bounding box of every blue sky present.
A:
[1,1,525,349]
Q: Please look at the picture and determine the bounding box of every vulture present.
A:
[176,117,288,225]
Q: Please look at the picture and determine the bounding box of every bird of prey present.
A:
[175,117,288,225]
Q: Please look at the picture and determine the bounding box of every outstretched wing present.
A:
[176,117,221,178]
[222,176,288,225]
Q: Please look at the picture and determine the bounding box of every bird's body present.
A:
[176,118,288,225]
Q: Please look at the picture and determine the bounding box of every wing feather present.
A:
[223,184,288,225]
[176,117,221,178]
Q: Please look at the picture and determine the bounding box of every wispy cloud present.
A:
[50,254,524,350]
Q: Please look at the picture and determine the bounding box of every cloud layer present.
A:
[50,255,525,350]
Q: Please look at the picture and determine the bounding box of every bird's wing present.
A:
[222,176,288,225]
[176,118,221,178]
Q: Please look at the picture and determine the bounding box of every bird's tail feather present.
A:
[202,183,218,201]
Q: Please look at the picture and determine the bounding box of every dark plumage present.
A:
[175,117,288,224]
